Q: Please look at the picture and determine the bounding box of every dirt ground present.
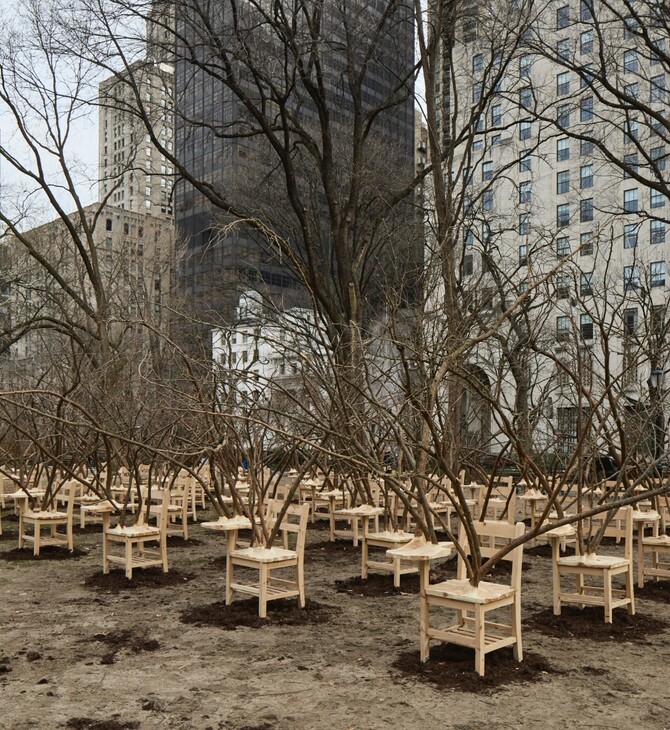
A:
[2,507,670,730]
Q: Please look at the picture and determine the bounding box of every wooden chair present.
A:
[18,484,75,556]
[421,519,525,677]
[479,477,516,523]
[226,502,310,618]
[103,491,169,579]
[150,479,190,539]
[637,517,670,588]
[552,506,635,623]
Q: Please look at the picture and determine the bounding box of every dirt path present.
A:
[1,510,670,730]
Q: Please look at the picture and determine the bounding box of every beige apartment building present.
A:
[98,60,175,218]
[429,0,670,458]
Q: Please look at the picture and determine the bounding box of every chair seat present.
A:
[557,554,629,569]
[24,510,68,521]
[106,525,161,538]
[231,546,297,563]
[642,535,670,548]
[426,578,516,604]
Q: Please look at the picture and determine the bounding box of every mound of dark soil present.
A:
[636,579,670,603]
[84,568,194,592]
[0,546,86,561]
[392,643,557,693]
[90,629,160,665]
[524,605,668,641]
[180,597,338,630]
[335,574,419,596]
[65,718,139,730]
[165,536,202,548]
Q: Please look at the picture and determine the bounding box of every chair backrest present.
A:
[588,505,633,560]
[479,479,516,522]
[456,520,525,589]
[268,501,310,554]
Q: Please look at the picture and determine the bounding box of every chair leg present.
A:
[576,572,585,609]
[604,571,613,624]
[18,511,24,549]
[161,535,168,573]
[419,593,430,663]
[512,599,523,661]
[298,560,305,608]
[259,564,269,618]
[226,555,234,605]
[474,606,485,677]
[34,523,40,557]
[361,539,368,579]
[552,551,561,616]
[103,533,109,574]
[626,564,635,615]
[125,540,133,580]
[393,558,401,588]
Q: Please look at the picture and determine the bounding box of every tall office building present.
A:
[432,0,670,455]
[172,1,416,326]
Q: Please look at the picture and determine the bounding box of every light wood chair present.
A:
[552,506,635,623]
[637,519,670,588]
[103,491,169,579]
[18,484,76,556]
[420,519,525,677]
[479,476,516,523]
[226,502,310,617]
[150,479,190,539]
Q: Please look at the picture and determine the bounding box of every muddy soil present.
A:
[2,506,670,729]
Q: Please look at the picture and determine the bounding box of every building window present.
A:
[557,315,571,340]
[472,82,482,103]
[519,212,530,235]
[580,272,593,296]
[464,227,474,246]
[557,235,570,258]
[651,39,666,66]
[651,75,667,103]
[557,39,572,60]
[623,153,638,178]
[472,54,483,74]
[580,30,593,54]
[580,314,594,340]
[580,96,593,121]
[482,160,493,180]
[623,15,639,39]
[519,180,532,204]
[557,203,570,228]
[651,188,666,208]
[519,119,532,140]
[483,190,494,210]
[624,188,638,212]
[624,50,638,74]
[519,244,528,266]
[580,0,593,21]
[491,104,502,126]
[651,261,666,287]
[651,219,666,244]
[624,265,639,290]
[556,272,571,298]
[624,307,638,336]
[580,64,595,88]
[624,119,638,143]
[557,104,571,128]
[580,231,593,256]
[557,170,570,194]
[625,82,639,99]
[557,71,570,96]
[651,145,667,171]
[463,254,474,276]
[580,165,593,189]
[519,151,532,172]
[482,221,492,243]
[557,137,570,161]
[491,134,501,145]
[580,137,594,156]
[623,223,638,249]
[519,54,531,77]
[557,5,570,29]
[519,86,532,109]
[580,198,594,222]
[105,218,113,231]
